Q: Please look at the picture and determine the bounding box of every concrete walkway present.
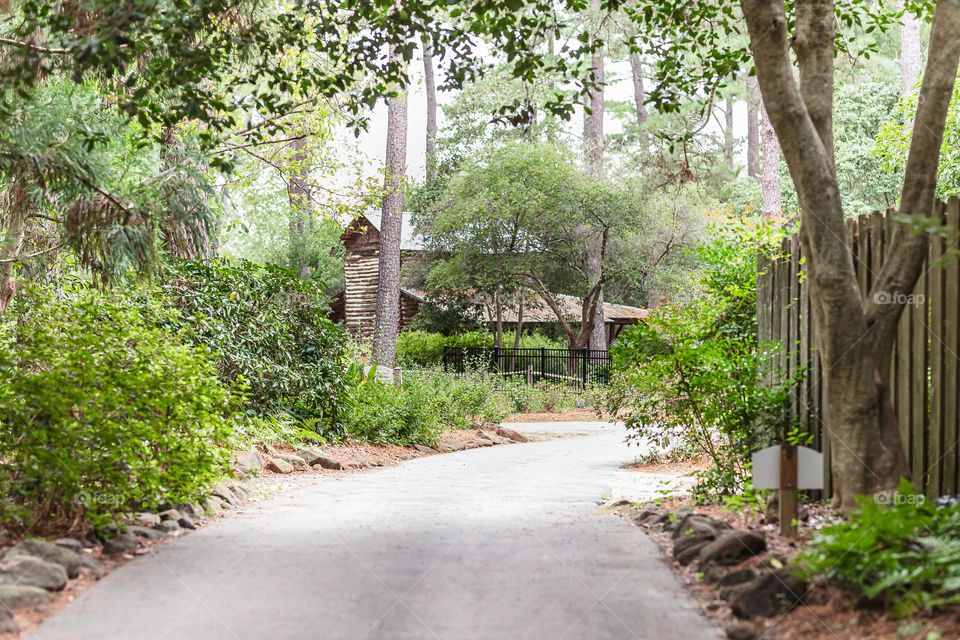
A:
[30,422,719,640]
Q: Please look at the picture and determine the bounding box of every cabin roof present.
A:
[354,211,425,252]
[481,293,648,325]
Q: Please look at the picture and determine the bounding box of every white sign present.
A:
[752,445,824,490]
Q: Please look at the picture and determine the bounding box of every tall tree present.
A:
[746,76,760,178]
[723,96,735,169]
[423,40,439,182]
[629,52,650,128]
[584,0,607,350]
[898,0,923,101]
[372,49,409,369]
[287,135,313,278]
[758,99,782,218]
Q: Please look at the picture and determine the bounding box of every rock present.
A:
[265,457,295,474]
[211,483,238,505]
[178,514,197,530]
[135,512,162,526]
[278,454,306,470]
[723,570,809,619]
[156,520,181,534]
[495,426,529,442]
[718,568,757,588]
[725,622,757,640]
[671,514,729,541]
[702,563,727,584]
[0,585,53,610]
[478,430,510,445]
[294,446,327,465]
[103,531,140,555]
[632,509,661,526]
[699,530,767,567]
[654,508,694,532]
[0,609,17,634]
[310,454,343,470]
[233,449,262,476]
[53,538,84,554]
[176,503,205,523]
[673,534,713,566]
[127,526,166,541]
[437,434,467,453]
[226,482,251,502]
[4,539,85,578]
[159,509,183,522]
[0,556,68,591]
[205,496,227,515]
[412,444,436,454]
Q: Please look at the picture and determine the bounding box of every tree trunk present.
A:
[494,289,503,348]
[0,180,28,312]
[287,135,313,278]
[746,76,760,178]
[723,95,735,169]
[899,0,922,100]
[741,0,960,507]
[423,40,438,182]
[372,50,408,369]
[584,0,606,351]
[628,52,649,128]
[513,295,524,349]
[759,98,781,219]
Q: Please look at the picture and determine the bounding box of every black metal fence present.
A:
[441,346,612,388]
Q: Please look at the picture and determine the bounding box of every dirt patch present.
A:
[506,408,612,423]
[621,455,711,475]
[615,497,960,640]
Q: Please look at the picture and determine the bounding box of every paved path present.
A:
[31,422,718,640]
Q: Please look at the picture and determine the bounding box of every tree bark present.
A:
[746,76,760,178]
[584,0,606,351]
[723,95,735,169]
[0,180,27,312]
[423,39,438,182]
[513,294,524,349]
[759,98,781,219]
[629,52,649,128]
[741,0,960,507]
[372,49,408,369]
[899,0,922,100]
[287,135,313,278]
[494,288,504,348]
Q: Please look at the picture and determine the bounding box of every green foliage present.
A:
[342,365,442,446]
[163,259,348,433]
[0,285,235,531]
[607,218,796,502]
[395,329,565,367]
[403,368,512,428]
[798,480,960,617]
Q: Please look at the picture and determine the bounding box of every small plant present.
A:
[798,479,960,617]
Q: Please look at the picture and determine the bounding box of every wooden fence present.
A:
[757,198,960,498]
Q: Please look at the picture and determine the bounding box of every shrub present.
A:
[606,219,794,502]
[403,367,511,428]
[163,259,348,435]
[395,329,566,367]
[342,365,442,445]
[798,480,960,617]
[0,286,235,532]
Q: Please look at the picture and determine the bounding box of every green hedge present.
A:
[395,330,565,367]
[164,259,348,434]
[0,286,235,531]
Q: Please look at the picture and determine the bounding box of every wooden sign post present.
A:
[752,444,823,537]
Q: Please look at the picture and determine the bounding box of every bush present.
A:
[798,480,960,617]
[403,367,511,428]
[164,259,348,434]
[342,365,442,445]
[395,329,566,367]
[0,286,235,531]
[606,219,794,502]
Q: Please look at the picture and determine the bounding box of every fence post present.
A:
[581,347,588,388]
[540,347,546,383]
[493,346,500,372]
[393,367,403,388]
[527,364,534,385]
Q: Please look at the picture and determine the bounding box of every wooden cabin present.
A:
[330,211,647,344]
[332,212,424,338]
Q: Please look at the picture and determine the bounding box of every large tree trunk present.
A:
[899,0,922,100]
[628,52,649,129]
[741,0,960,508]
[423,40,438,182]
[372,51,408,369]
[287,135,313,278]
[494,289,504,348]
[584,0,606,351]
[746,76,760,178]
[759,98,781,218]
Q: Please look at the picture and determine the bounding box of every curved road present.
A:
[31,422,718,640]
